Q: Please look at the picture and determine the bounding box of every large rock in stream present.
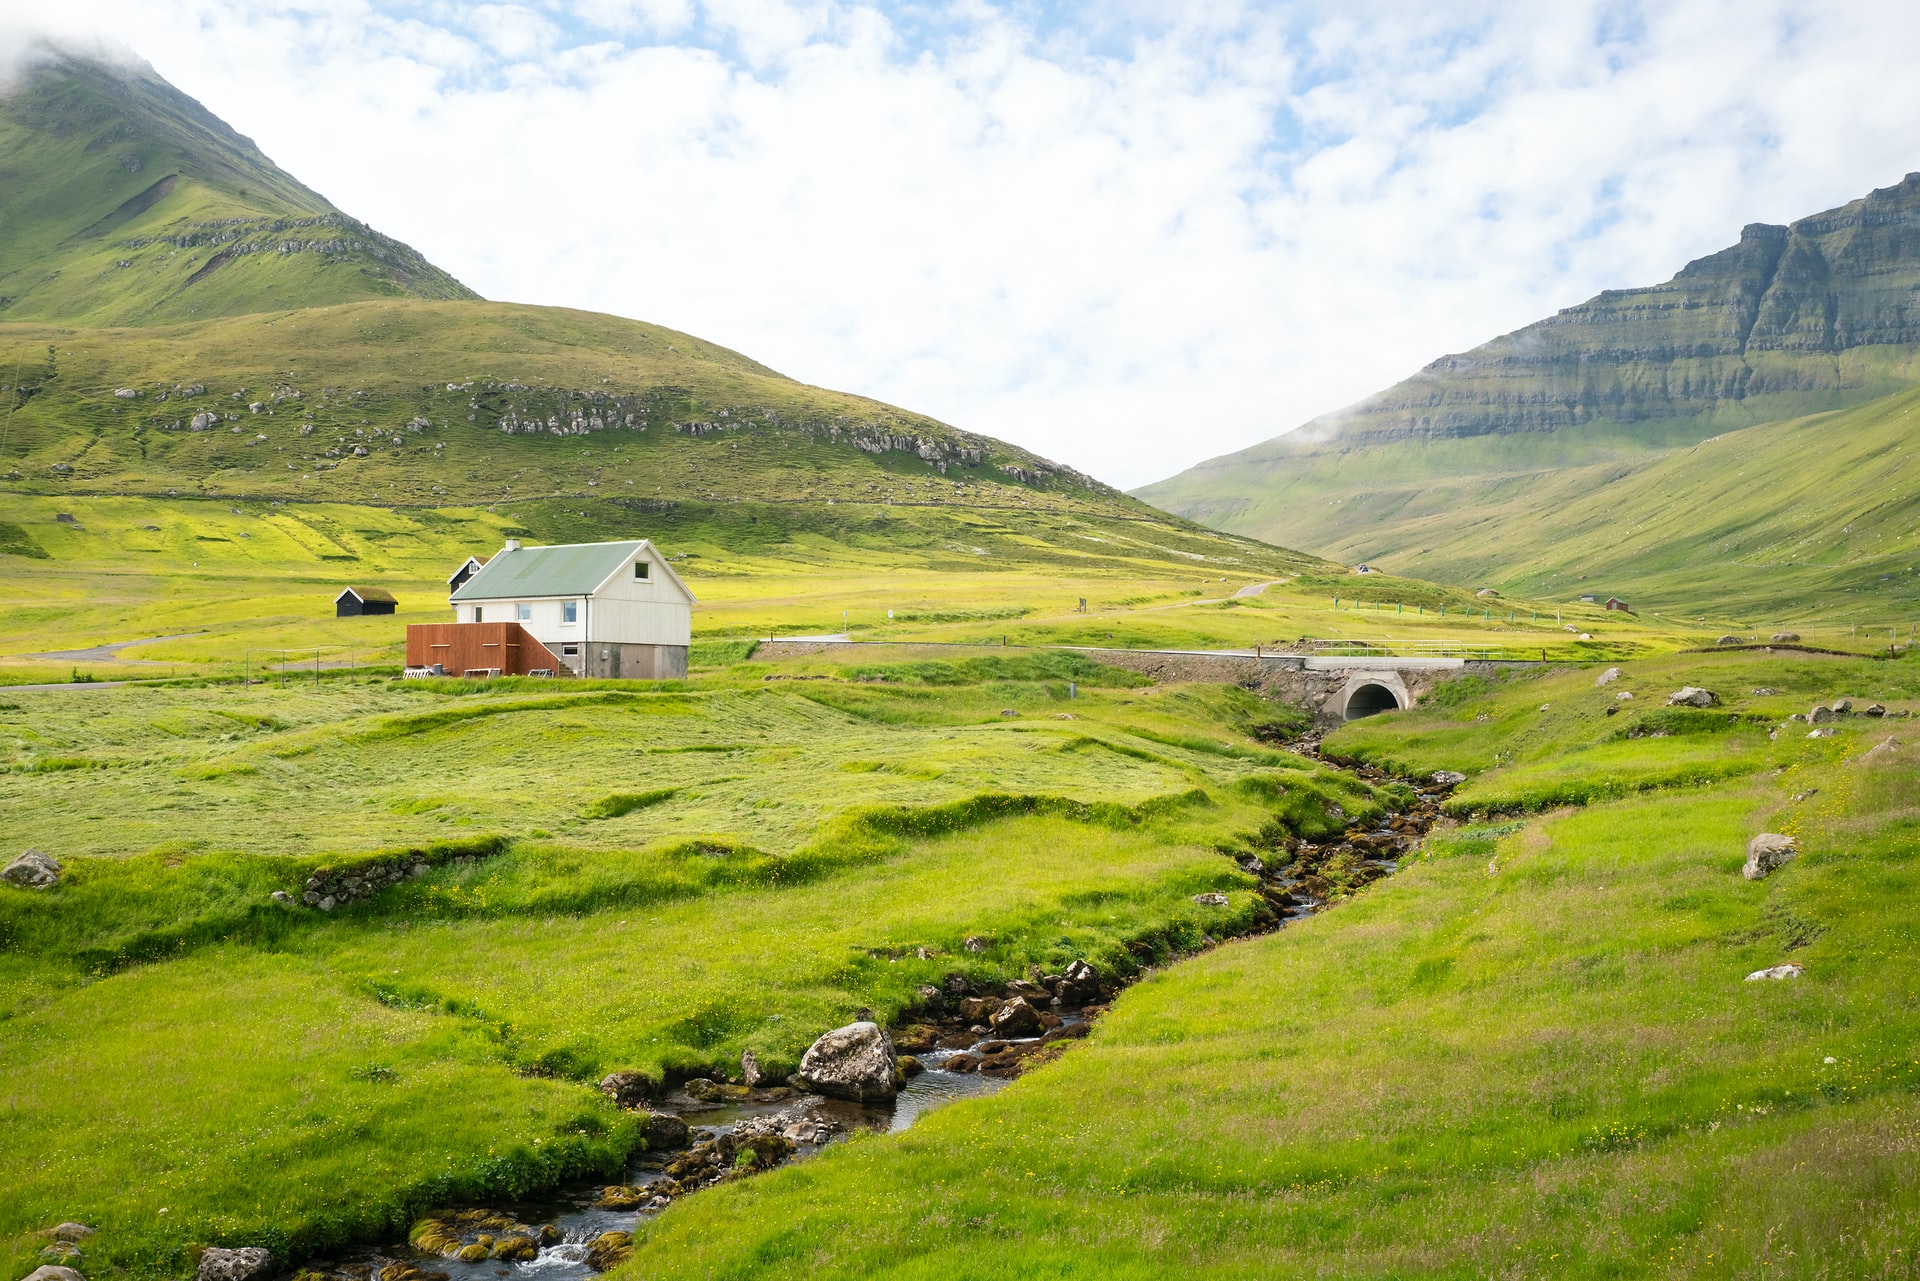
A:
[795,1022,899,1102]
[197,1248,274,1281]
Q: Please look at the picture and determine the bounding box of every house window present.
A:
[471,606,483,623]
[517,603,531,621]
[562,601,578,624]
[634,561,649,580]
[562,644,578,657]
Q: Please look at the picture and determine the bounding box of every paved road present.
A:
[12,631,203,663]
[1231,580,1284,598]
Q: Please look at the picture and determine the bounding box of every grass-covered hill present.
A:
[1138,174,1920,619]
[0,47,1368,664]
[1169,382,1920,626]
[0,47,475,326]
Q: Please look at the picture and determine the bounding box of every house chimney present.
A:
[503,538,521,552]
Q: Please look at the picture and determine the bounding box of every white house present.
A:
[447,538,696,678]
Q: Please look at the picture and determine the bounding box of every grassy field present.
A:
[0,488,1706,682]
[565,648,1920,1279]
[0,655,1390,1281]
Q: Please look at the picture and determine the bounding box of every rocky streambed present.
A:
[269,760,1454,1281]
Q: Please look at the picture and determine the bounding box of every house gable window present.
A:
[517,603,532,621]
[562,601,578,624]
[634,561,649,580]
[471,606,483,623]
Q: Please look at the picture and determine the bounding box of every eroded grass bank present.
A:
[0,662,1382,1281]
[603,651,1920,1279]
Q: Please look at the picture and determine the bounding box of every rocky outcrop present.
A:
[795,1022,899,1102]
[3,849,61,888]
[1667,687,1720,708]
[1742,834,1798,881]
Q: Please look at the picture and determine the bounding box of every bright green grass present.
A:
[0,661,1384,1281]
[601,653,1920,1278]
[1143,379,1920,626]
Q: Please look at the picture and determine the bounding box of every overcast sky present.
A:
[10,2,1920,488]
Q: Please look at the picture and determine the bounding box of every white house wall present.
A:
[587,597,692,647]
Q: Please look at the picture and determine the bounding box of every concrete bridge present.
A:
[1067,650,1483,726]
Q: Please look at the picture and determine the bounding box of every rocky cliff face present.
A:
[1319,173,1920,444]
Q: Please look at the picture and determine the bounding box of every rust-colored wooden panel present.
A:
[405,623,566,676]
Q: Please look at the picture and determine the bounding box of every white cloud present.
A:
[11,1,1920,487]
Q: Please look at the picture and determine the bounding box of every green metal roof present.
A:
[450,540,644,602]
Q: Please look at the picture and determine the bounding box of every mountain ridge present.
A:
[1136,170,1920,616]
[0,46,477,326]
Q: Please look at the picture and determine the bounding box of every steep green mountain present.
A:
[1138,174,1920,616]
[0,48,1330,618]
[0,46,476,326]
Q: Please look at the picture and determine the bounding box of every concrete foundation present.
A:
[581,642,688,680]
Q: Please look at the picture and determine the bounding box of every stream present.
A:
[322,750,1447,1281]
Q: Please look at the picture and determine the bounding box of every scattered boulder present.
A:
[50,1226,94,1243]
[892,1024,939,1054]
[741,1049,763,1088]
[1742,834,1798,881]
[988,996,1045,1039]
[1771,632,1800,643]
[1715,635,1743,646]
[25,1268,85,1281]
[270,890,294,905]
[897,1054,925,1078]
[1808,727,1835,738]
[913,983,945,1014]
[955,995,998,1023]
[1745,964,1805,982]
[491,1237,537,1262]
[1476,588,1500,597]
[3,850,61,889]
[795,1022,899,1102]
[1667,687,1720,708]
[584,1232,632,1271]
[1751,687,1781,696]
[1832,698,1854,713]
[1808,705,1840,724]
[642,1111,690,1148]
[1191,892,1230,907]
[1865,703,1887,717]
[1430,770,1467,787]
[197,1248,274,1281]
[1859,736,1899,765]
[962,935,989,953]
[598,1069,658,1107]
[1055,958,1101,1006]
[1595,667,1622,687]
[1615,691,1634,701]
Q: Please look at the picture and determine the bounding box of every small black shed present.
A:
[336,586,398,617]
